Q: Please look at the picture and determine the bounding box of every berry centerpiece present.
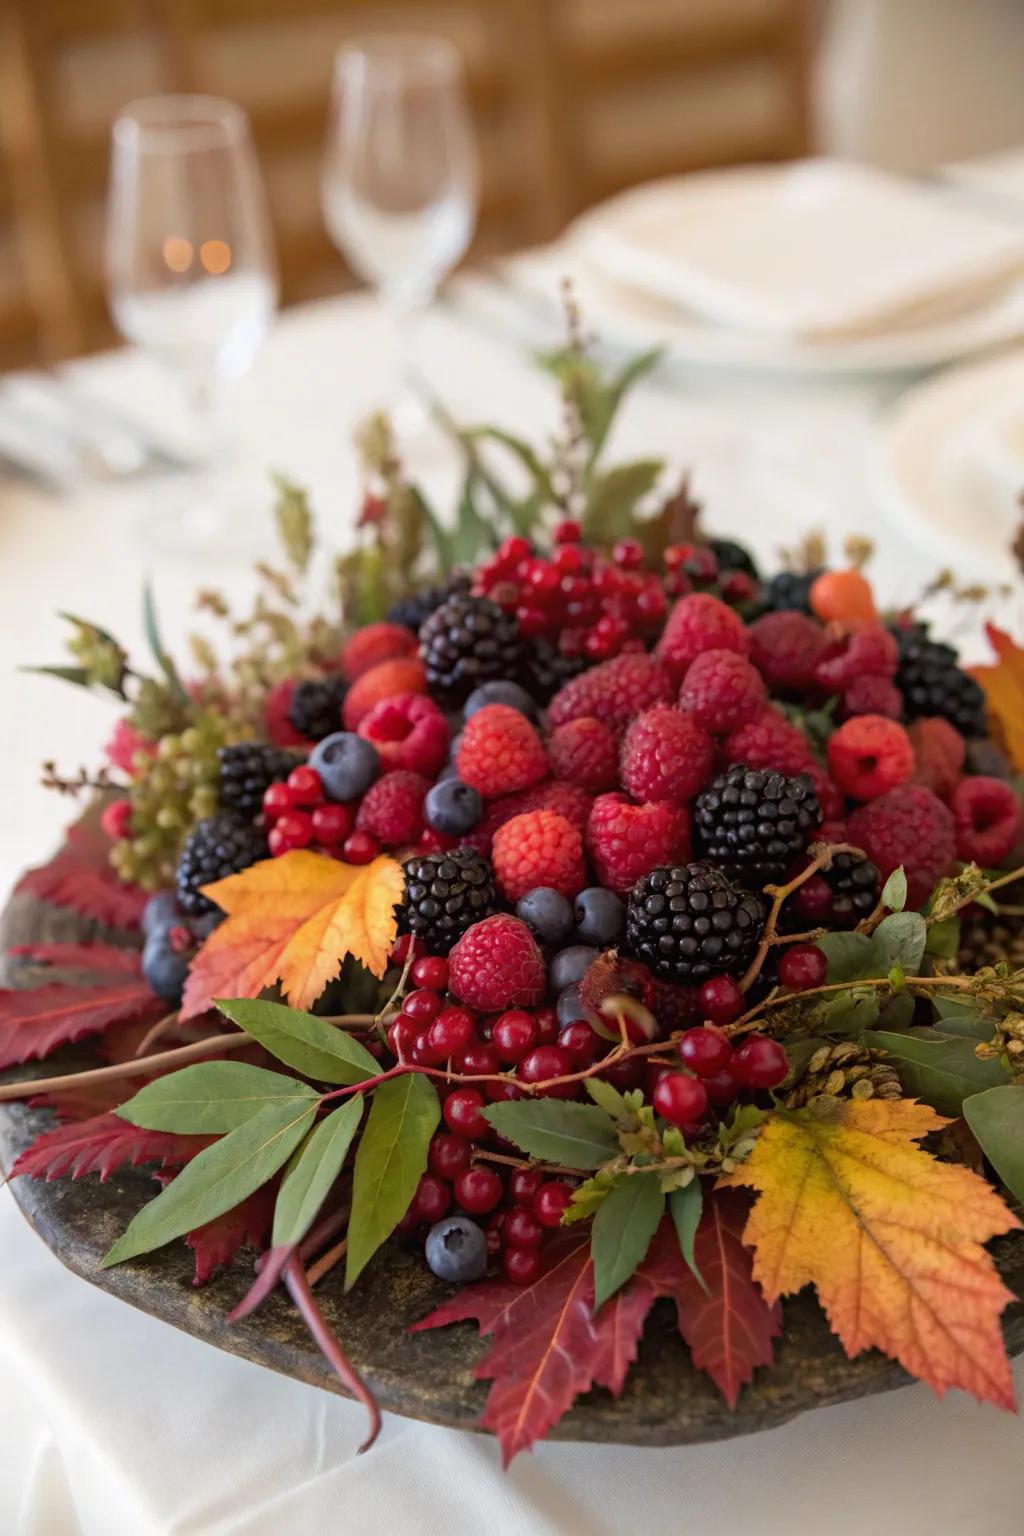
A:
[3,334,1024,1462]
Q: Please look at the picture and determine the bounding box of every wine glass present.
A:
[322,35,478,437]
[106,95,277,549]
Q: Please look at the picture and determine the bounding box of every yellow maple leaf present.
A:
[725,1097,1021,1409]
[180,851,404,1019]
[969,623,1024,771]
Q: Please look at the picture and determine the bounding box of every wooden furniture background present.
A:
[0,0,812,367]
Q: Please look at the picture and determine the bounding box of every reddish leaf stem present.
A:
[284,1256,380,1452]
[0,1030,252,1103]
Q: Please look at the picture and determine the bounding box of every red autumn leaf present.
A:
[0,946,165,1071]
[640,1190,781,1409]
[186,1184,276,1287]
[10,1111,208,1182]
[30,1076,140,1121]
[16,815,147,930]
[9,942,142,976]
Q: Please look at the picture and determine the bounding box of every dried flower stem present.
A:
[306,1237,347,1287]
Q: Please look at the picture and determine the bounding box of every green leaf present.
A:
[346,1073,440,1288]
[931,996,991,1040]
[463,426,557,505]
[215,999,378,1085]
[482,1099,620,1170]
[963,1085,1024,1203]
[816,930,879,983]
[820,988,880,1034]
[876,992,915,1031]
[925,916,961,960]
[272,1097,364,1247]
[142,581,189,704]
[449,476,500,565]
[584,346,663,464]
[583,460,662,545]
[880,868,907,912]
[591,1172,665,1310]
[872,912,927,975]
[865,1030,1011,1115]
[669,1181,706,1293]
[117,1062,318,1133]
[584,1078,630,1120]
[20,664,93,689]
[102,1098,316,1267]
[410,485,454,573]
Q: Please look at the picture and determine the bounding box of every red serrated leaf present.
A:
[16,816,147,929]
[10,1112,209,1181]
[9,942,142,976]
[0,971,165,1070]
[30,1077,139,1121]
[640,1190,781,1409]
[186,1184,276,1286]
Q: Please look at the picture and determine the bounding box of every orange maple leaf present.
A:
[969,623,1024,771]
[180,851,404,1020]
[725,1097,1021,1409]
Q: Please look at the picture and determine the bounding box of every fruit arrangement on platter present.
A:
[4,331,1024,1464]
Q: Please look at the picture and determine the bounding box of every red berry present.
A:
[504,1207,543,1247]
[553,519,581,544]
[411,955,449,991]
[518,1045,575,1098]
[653,1073,709,1127]
[795,875,834,924]
[492,1010,538,1064]
[777,944,828,991]
[485,1210,506,1256]
[533,1181,573,1228]
[486,1079,523,1102]
[274,810,313,851]
[101,798,133,840]
[443,1088,490,1140]
[534,1006,559,1045]
[387,1015,420,1058]
[390,933,418,965]
[411,1173,450,1223]
[678,1025,732,1077]
[613,537,644,570]
[704,1067,741,1107]
[600,1054,645,1091]
[503,1246,543,1284]
[698,976,744,1025]
[427,1008,475,1059]
[310,802,353,845]
[459,1043,500,1078]
[558,1020,600,1066]
[731,1036,788,1090]
[262,781,294,820]
[509,1167,544,1206]
[402,988,442,1024]
[286,764,324,806]
[342,830,379,864]
[428,1132,471,1181]
[454,1165,504,1215]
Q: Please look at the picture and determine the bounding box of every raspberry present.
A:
[467,779,594,857]
[620,705,714,803]
[586,792,691,894]
[810,568,877,625]
[546,717,619,792]
[721,708,814,777]
[840,676,902,719]
[456,704,548,798]
[803,761,844,821]
[910,717,965,800]
[847,784,955,908]
[448,915,547,1011]
[357,693,449,776]
[341,622,418,680]
[950,777,1020,866]
[678,649,766,733]
[105,718,155,774]
[101,798,133,840]
[492,810,586,902]
[656,593,748,683]
[827,715,914,801]
[355,770,430,845]
[264,678,314,748]
[747,612,829,692]
[547,652,674,731]
[814,625,898,692]
[342,656,427,730]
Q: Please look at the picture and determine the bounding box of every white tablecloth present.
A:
[1,292,1022,1534]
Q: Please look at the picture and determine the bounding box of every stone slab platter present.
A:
[3,888,1023,1448]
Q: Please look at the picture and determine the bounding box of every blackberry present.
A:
[760,568,822,615]
[892,623,987,736]
[176,812,268,917]
[387,573,471,634]
[824,852,880,928]
[400,847,497,950]
[625,862,766,984]
[418,593,525,703]
[693,763,822,888]
[709,538,759,580]
[522,637,587,702]
[288,675,349,741]
[217,742,301,816]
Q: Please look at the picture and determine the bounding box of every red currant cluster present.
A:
[261,765,380,864]
[662,543,758,606]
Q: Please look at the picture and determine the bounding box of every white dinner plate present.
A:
[876,346,1024,571]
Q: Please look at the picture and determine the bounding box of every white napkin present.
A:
[576,160,1024,340]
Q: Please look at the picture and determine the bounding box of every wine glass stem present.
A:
[389,299,429,438]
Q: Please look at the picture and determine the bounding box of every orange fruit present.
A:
[809,568,877,625]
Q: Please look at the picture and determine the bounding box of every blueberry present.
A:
[550,944,599,992]
[517,887,575,945]
[189,909,224,941]
[435,761,461,782]
[557,983,589,1028]
[425,779,483,836]
[464,681,538,721]
[574,887,625,946]
[425,1215,488,1283]
[142,890,179,936]
[309,732,380,802]
[449,731,464,761]
[142,926,193,1005]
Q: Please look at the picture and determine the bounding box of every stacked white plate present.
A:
[500,159,1024,377]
